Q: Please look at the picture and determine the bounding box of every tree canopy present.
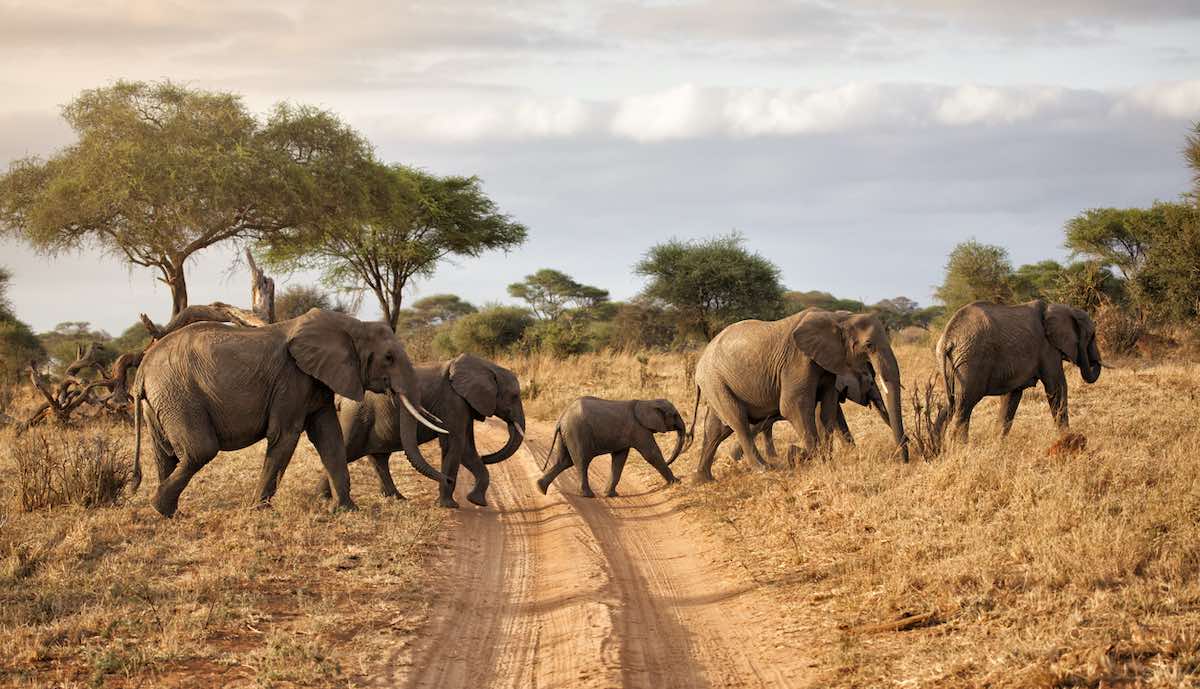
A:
[261,163,526,330]
[507,269,609,321]
[396,294,477,331]
[0,80,374,318]
[0,268,45,381]
[635,234,783,339]
[934,240,1014,314]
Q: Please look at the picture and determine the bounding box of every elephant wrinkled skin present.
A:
[330,354,526,509]
[537,397,686,498]
[936,300,1103,442]
[690,308,908,482]
[131,309,447,517]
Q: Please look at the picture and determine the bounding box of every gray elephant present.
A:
[328,353,526,509]
[131,309,449,517]
[936,300,1102,442]
[729,366,890,461]
[690,308,908,482]
[537,397,686,498]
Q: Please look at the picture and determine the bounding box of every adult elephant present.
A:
[690,308,908,482]
[131,309,449,517]
[729,366,890,461]
[330,354,526,509]
[936,300,1102,442]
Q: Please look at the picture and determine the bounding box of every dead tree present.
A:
[246,248,275,324]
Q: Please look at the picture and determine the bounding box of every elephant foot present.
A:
[151,494,179,518]
[689,471,714,486]
[331,500,359,514]
[382,490,407,500]
[466,490,488,507]
[438,496,460,509]
[251,499,273,511]
[664,475,680,486]
[605,488,619,498]
[580,488,595,498]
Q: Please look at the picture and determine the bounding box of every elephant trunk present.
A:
[871,349,908,462]
[868,386,891,427]
[666,420,687,467]
[1081,338,1102,384]
[482,420,523,464]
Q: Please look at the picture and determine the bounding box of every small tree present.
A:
[781,290,866,315]
[507,269,608,321]
[276,285,335,320]
[635,233,784,339]
[935,240,1014,314]
[397,294,477,331]
[0,268,45,381]
[0,81,374,318]
[262,163,527,331]
[38,322,114,376]
[1010,260,1066,302]
[435,305,533,357]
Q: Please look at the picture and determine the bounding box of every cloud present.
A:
[379,81,1200,143]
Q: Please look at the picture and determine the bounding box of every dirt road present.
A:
[373,420,812,689]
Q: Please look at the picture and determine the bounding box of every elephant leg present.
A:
[253,426,303,508]
[762,420,779,460]
[1040,366,1069,430]
[462,439,491,507]
[816,385,841,454]
[709,385,769,471]
[153,441,178,483]
[369,453,406,499]
[636,437,679,487]
[835,406,855,446]
[152,426,219,518]
[998,389,1024,436]
[305,406,357,513]
[606,449,630,497]
[438,435,463,507]
[694,407,733,483]
[950,381,985,444]
[537,440,572,494]
[781,386,821,460]
[574,446,596,499]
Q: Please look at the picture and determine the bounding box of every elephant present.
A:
[689,308,908,483]
[326,353,526,509]
[537,397,686,498]
[936,300,1102,442]
[130,309,449,517]
[729,366,890,461]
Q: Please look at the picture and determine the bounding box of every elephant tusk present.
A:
[418,404,444,425]
[515,424,526,439]
[400,394,449,434]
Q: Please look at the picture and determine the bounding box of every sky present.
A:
[1,0,1198,334]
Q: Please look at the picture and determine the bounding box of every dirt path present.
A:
[374,420,812,688]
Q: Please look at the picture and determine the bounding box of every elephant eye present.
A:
[384,352,394,364]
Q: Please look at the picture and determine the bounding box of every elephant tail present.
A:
[541,425,562,472]
[940,340,957,411]
[130,375,145,494]
[685,384,701,449]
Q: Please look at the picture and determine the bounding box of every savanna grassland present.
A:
[503,339,1200,687]
[0,408,451,689]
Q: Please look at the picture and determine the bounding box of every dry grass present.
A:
[0,417,449,688]
[502,345,1200,688]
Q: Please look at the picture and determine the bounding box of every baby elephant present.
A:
[537,397,686,498]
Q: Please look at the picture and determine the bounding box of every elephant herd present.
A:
[129,299,1103,517]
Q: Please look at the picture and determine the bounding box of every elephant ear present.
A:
[449,354,499,417]
[792,312,850,374]
[1044,304,1080,362]
[286,309,365,402]
[634,400,668,432]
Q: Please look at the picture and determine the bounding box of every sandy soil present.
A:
[371,419,814,689]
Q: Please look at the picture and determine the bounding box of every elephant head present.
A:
[1045,304,1102,384]
[793,311,908,461]
[635,399,688,466]
[286,309,445,433]
[448,354,527,464]
[836,366,890,426]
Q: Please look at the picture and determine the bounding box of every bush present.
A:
[10,425,131,511]
[1094,301,1145,357]
[435,305,533,357]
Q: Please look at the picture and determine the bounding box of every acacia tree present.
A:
[0,80,373,317]
[934,240,1014,314]
[507,269,609,320]
[635,233,783,339]
[261,163,526,331]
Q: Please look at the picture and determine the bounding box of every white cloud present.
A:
[934,85,1065,126]
[1124,80,1200,119]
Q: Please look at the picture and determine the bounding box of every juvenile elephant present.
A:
[729,366,890,460]
[936,300,1102,442]
[690,308,908,483]
[131,309,449,517]
[328,354,526,508]
[537,397,685,498]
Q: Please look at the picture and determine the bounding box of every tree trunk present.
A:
[168,267,188,318]
[245,249,275,323]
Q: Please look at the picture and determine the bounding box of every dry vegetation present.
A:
[502,340,1200,688]
[0,388,449,689]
